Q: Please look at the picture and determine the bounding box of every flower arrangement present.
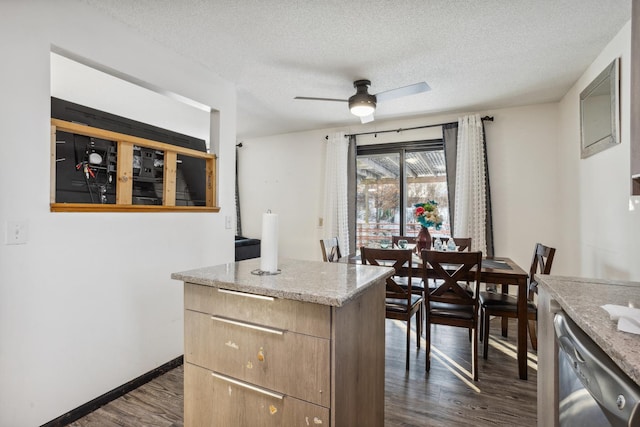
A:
[414,201,443,229]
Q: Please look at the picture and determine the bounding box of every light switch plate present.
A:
[5,221,28,245]
[225,215,232,229]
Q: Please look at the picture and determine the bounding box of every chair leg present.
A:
[528,319,538,351]
[415,309,419,348]
[406,317,411,371]
[472,327,478,381]
[425,317,431,372]
[479,307,484,342]
[483,310,490,360]
[416,308,422,349]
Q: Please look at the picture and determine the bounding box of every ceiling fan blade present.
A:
[294,96,348,102]
[375,82,431,102]
[360,113,375,124]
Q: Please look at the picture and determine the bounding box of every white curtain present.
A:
[454,114,487,255]
[323,132,350,255]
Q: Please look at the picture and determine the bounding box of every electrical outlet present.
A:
[5,221,28,245]
[225,215,232,229]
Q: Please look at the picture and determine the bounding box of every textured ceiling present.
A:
[80,0,631,140]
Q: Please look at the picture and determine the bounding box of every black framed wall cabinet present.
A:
[51,120,219,212]
[50,98,219,213]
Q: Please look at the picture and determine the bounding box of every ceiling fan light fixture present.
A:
[295,78,429,122]
[349,80,376,117]
[349,101,376,117]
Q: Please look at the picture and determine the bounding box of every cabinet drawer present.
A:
[185,363,330,427]
[184,283,331,338]
[185,309,330,408]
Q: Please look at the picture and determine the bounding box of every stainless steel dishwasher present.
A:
[554,311,640,426]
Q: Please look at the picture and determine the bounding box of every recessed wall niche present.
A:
[50,51,219,212]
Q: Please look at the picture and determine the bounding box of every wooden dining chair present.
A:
[319,237,342,262]
[479,243,556,359]
[422,249,483,380]
[391,234,426,298]
[427,237,473,290]
[361,247,423,371]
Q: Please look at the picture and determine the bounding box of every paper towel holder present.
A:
[257,209,279,275]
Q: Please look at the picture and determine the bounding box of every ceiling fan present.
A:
[294,79,430,123]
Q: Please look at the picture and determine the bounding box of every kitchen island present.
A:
[537,275,640,426]
[172,257,394,427]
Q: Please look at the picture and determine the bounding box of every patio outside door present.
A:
[356,142,450,249]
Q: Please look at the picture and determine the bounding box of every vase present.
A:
[415,226,431,254]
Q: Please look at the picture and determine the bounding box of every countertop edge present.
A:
[171,260,395,307]
[537,274,640,386]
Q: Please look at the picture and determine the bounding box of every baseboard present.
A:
[41,355,183,427]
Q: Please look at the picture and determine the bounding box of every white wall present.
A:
[240,23,640,282]
[557,20,640,280]
[238,128,328,260]
[239,104,560,272]
[50,53,212,146]
[0,1,236,426]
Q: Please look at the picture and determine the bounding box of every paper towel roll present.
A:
[260,212,279,273]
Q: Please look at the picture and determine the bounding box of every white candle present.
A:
[260,212,279,273]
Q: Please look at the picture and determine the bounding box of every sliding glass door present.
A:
[356,141,450,248]
[356,152,400,248]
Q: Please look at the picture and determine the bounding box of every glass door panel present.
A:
[356,153,400,248]
[405,150,450,238]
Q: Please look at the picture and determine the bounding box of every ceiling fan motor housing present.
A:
[349,79,377,116]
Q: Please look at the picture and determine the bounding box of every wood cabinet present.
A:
[181,269,387,427]
[536,281,559,427]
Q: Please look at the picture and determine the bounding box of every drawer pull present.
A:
[218,288,275,301]
[211,315,284,335]
[212,372,284,400]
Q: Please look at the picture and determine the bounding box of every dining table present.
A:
[340,250,531,380]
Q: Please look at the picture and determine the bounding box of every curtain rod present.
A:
[325,115,494,139]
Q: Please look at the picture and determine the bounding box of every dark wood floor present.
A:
[68,317,536,426]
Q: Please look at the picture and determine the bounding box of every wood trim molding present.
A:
[50,203,220,213]
[51,119,215,160]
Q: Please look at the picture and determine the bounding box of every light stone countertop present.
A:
[537,274,640,385]
[171,257,395,307]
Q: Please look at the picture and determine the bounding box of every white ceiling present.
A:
[80,0,631,140]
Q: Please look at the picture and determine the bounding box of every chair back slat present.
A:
[320,237,342,262]
[422,250,482,306]
[528,243,556,298]
[360,247,413,301]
